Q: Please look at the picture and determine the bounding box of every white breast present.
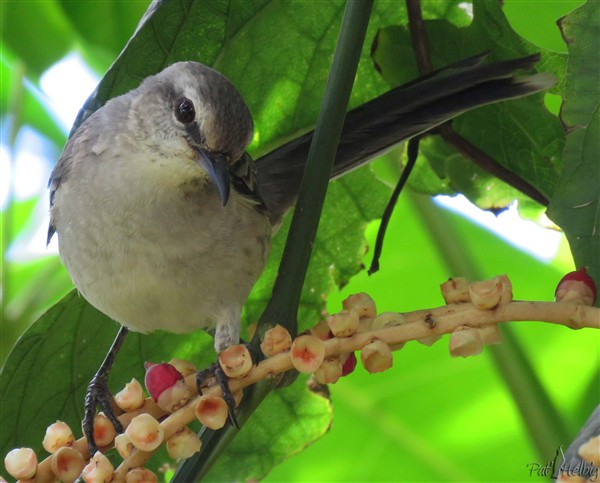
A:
[51,143,271,351]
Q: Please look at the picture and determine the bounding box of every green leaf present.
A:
[0,0,74,76]
[547,0,600,297]
[0,292,208,461]
[205,379,332,481]
[58,0,149,61]
[371,0,566,213]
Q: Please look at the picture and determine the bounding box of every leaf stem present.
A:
[174,1,375,480]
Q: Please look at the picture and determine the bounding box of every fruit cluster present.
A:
[3,269,597,482]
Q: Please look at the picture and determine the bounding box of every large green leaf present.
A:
[371,0,565,215]
[0,0,74,75]
[547,0,600,297]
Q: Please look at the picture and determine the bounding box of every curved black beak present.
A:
[195,150,230,206]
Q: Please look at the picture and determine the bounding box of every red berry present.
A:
[144,362,183,402]
[555,267,597,305]
[341,352,357,376]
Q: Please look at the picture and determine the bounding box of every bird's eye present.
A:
[176,98,196,124]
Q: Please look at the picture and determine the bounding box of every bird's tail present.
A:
[255,53,555,223]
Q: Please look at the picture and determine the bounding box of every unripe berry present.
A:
[478,324,502,345]
[342,293,376,319]
[309,320,332,341]
[218,344,253,378]
[469,277,503,309]
[168,358,197,378]
[166,427,202,460]
[440,277,470,304]
[261,324,292,357]
[50,446,85,482]
[578,435,600,466]
[114,433,135,459]
[341,352,357,376]
[4,448,37,480]
[125,414,164,452]
[361,340,393,373]
[555,267,597,306]
[81,452,113,483]
[43,420,74,453]
[314,357,343,384]
[290,335,325,373]
[496,274,513,304]
[114,378,145,412]
[327,310,359,337]
[92,413,117,447]
[449,326,483,357]
[194,395,228,430]
[125,468,158,483]
[145,362,190,413]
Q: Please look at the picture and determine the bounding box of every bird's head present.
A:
[128,61,254,205]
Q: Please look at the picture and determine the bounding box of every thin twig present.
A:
[404,0,549,206]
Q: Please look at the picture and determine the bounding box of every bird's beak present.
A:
[195,150,230,206]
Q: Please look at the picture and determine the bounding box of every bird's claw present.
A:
[196,363,239,428]
[196,344,259,429]
[83,374,122,455]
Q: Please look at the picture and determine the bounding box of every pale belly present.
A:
[54,185,271,349]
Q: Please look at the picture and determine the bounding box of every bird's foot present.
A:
[196,344,259,429]
[196,362,239,428]
[83,373,123,455]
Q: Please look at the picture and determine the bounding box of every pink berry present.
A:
[92,413,117,447]
[144,362,184,402]
[555,267,597,306]
[290,335,325,373]
[341,352,357,376]
[4,447,37,480]
[218,344,253,378]
[81,451,113,483]
[125,467,158,482]
[166,427,202,460]
[327,310,359,337]
[194,395,228,430]
[50,446,85,483]
[342,293,377,319]
[360,340,393,373]
[449,326,483,358]
[43,420,74,453]
[168,358,197,378]
[578,435,600,467]
[260,324,292,357]
[125,414,164,452]
[114,378,145,412]
[440,277,470,304]
[469,278,503,310]
[314,357,343,384]
[114,433,134,459]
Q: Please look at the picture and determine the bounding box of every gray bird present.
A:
[48,54,554,453]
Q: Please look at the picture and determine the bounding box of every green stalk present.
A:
[173,1,374,480]
[256,0,375,338]
[410,192,571,460]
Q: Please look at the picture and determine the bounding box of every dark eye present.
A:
[176,98,195,124]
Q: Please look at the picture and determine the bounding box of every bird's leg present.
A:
[196,361,240,428]
[83,326,129,455]
[196,333,260,429]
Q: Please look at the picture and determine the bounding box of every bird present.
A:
[48,53,554,453]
